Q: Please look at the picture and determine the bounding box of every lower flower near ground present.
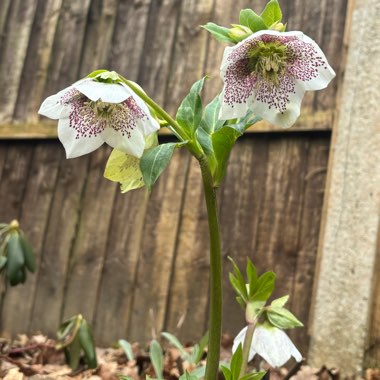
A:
[219,30,336,128]
[38,73,160,159]
[233,323,302,368]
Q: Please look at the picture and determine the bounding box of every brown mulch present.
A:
[0,334,378,380]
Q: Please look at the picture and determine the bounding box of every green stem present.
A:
[239,321,257,378]
[199,157,223,380]
[121,77,203,159]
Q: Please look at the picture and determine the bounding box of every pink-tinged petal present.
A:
[58,117,104,159]
[74,79,133,103]
[38,86,74,119]
[101,126,145,158]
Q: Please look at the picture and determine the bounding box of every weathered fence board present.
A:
[1,0,369,364]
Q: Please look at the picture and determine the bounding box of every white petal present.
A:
[101,126,145,158]
[58,117,104,159]
[219,91,253,120]
[252,326,302,368]
[74,79,133,103]
[232,326,257,362]
[38,86,73,119]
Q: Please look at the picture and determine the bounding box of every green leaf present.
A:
[260,0,282,27]
[246,259,257,296]
[66,335,82,370]
[161,332,187,357]
[78,319,97,369]
[220,365,232,380]
[176,77,206,137]
[271,295,289,308]
[200,95,225,134]
[20,235,36,273]
[192,331,208,364]
[212,126,241,186]
[267,307,303,329]
[190,365,206,379]
[118,339,134,361]
[239,9,267,32]
[228,257,248,302]
[10,268,26,286]
[6,233,25,284]
[230,113,262,134]
[179,371,198,380]
[119,376,133,380]
[240,371,267,380]
[230,344,243,380]
[150,340,164,379]
[201,23,235,44]
[140,143,177,191]
[251,271,276,302]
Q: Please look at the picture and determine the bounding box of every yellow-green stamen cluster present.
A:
[86,100,124,119]
[248,41,288,85]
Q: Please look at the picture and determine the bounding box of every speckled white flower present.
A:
[219,30,336,128]
[233,324,302,368]
[38,78,159,159]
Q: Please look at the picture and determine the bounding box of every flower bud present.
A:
[229,24,252,42]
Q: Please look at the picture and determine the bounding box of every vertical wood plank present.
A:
[108,0,152,81]
[0,0,38,122]
[30,153,90,335]
[164,158,210,341]
[0,143,61,337]
[93,188,149,345]
[127,148,191,342]
[14,0,64,123]
[62,147,117,323]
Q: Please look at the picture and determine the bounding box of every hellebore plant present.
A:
[38,1,334,379]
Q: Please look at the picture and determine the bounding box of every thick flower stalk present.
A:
[219,30,336,128]
[38,75,160,158]
[233,323,302,368]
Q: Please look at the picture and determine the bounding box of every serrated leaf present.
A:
[240,371,267,380]
[221,365,232,380]
[212,126,241,186]
[271,295,289,308]
[251,271,276,302]
[176,78,206,137]
[140,143,177,191]
[118,339,134,361]
[239,9,267,32]
[150,340,164,379]
[19,235,36,273]
[230,113,262,134]
[230,344,243,380]
[200,95,225,134]
[161,332,187,357]
[267,307,303,329]
[6,233,25,283]
[260,0,282,27]
[202,23,236,44]
[78,319,97,368]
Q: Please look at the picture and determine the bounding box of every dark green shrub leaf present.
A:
[20,235,36,273]
[78,319,97,369]
[6,233,25,284]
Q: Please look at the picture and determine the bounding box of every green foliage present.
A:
[104,133,158,193]
[161,331,208,366]
[0,221,36,287]
[239,9,267,33]
[260,0,283,27]
[56,314,97,370]
[266,301,303,329]
[176,78,206,138]
[118,339,135,361]
[140,142,179,191]
[201,23,236,44]
[149,340,164,379]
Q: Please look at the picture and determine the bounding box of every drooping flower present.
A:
[233,324,302,367]
[38,74,159,159]
[219,30,336,128]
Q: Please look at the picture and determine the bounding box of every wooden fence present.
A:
[0,0,367,364]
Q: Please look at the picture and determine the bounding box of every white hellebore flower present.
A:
[38,77,159,159]
[233,324,302,368]
[219,30,336,128]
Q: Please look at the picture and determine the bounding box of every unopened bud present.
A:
[229,24,252,42]
[269,22,286,32]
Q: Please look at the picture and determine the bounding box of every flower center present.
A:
[248,40,288,85]
[86,100,124,119]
